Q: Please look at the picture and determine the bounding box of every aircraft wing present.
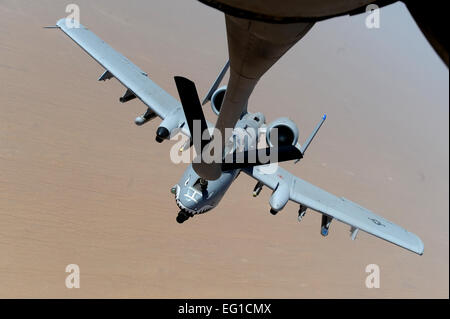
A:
[54,18,191,137]
[243,165,424,255]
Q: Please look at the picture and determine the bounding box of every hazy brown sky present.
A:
[0,0,448,298]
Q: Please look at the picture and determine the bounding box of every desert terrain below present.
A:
[0,0,448,298]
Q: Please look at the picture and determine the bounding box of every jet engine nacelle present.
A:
[266,117,299,147]
[210,86,227,116]
[269,182,290,214]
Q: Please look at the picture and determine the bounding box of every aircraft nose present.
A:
[175,183,216,215]
[175,187,198,211]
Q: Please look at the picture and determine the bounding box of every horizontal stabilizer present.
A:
[222,145,303,171]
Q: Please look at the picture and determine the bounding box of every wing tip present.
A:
[55,18,84,29]
[406,234,424,255]
[415,238,425,256]
[56,18,66,27]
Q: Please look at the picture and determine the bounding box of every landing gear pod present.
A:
[156,127,170,143]
[269,182,290,214]
[155,114,181,143]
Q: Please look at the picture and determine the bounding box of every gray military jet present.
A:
[49,18,424,255]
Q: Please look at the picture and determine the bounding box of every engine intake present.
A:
[266,117,299,147]
[211,86,227,116]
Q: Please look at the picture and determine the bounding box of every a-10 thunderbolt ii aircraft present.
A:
[49,16,424,255]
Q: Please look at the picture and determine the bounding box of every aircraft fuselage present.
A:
[173,111,266,217]
[174,164,239,216]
